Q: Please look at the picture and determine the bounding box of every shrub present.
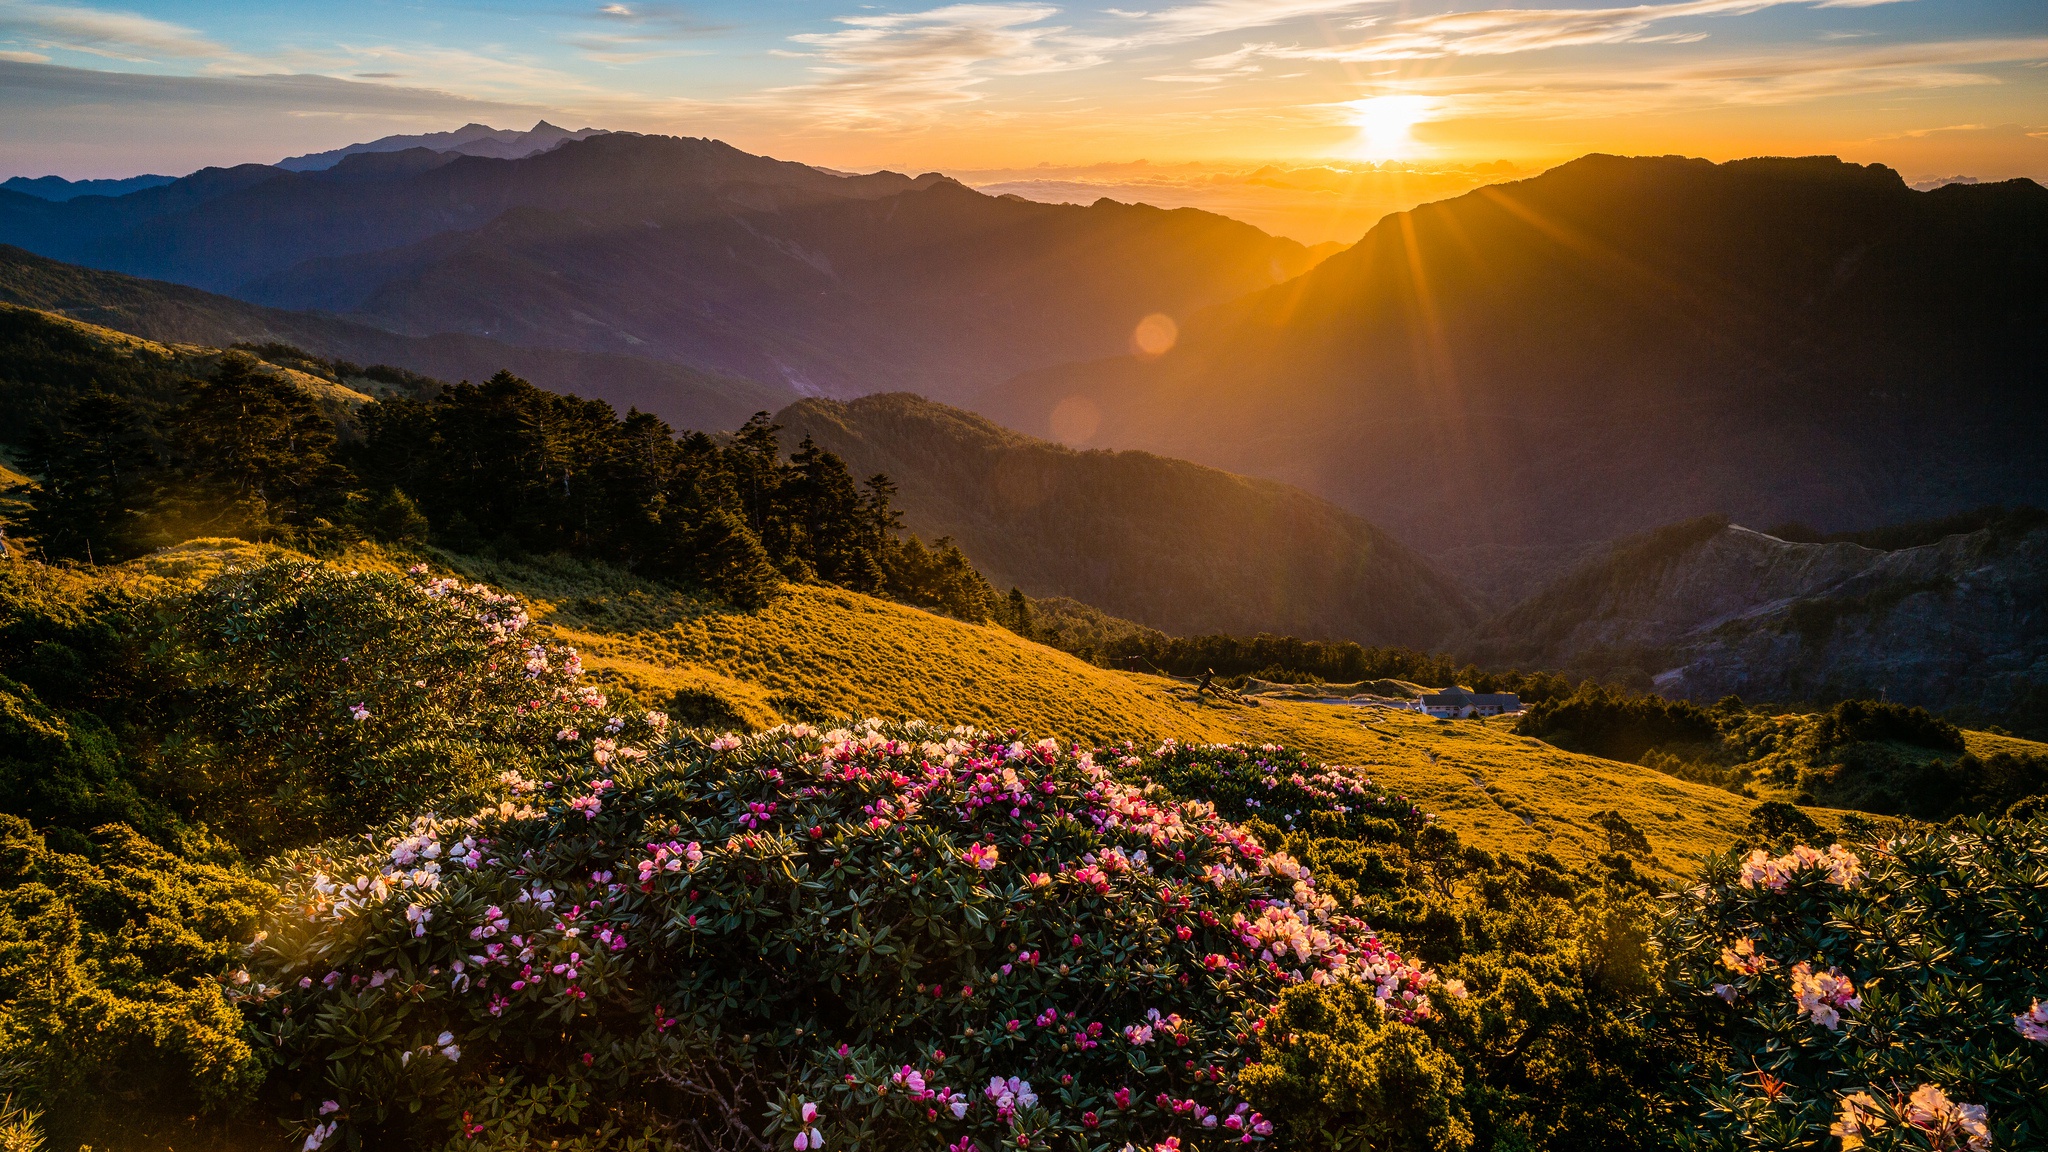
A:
[0,815,267,1139]
[1811,700,1964,754]
[244,722,1448,1151]
[1662,822,2048,1150]
[1514,686,1720,763]
[143,560,598,852]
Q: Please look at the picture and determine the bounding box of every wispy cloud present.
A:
[1394,36,2048,118]
[776,4,1109,124]
[1103,0,1384,45]
[1263,0,1924,63]
[0,0,227,63]
[567,2,723,64]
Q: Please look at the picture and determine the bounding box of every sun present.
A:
[1344,94,1436,161]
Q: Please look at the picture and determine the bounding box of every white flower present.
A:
[304,1121,336,1150]
[950,1101,969,1119]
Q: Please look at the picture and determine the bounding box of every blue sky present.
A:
[2,0,2044,184]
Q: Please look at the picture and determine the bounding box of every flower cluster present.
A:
[1738,843,1864,891]
[1833,1085,1992,1151]
[1788,962,1861,1031]
[245,719,1442,1150]
[2014,1000,2048,1044]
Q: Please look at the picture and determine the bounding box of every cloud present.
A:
[0,47,49,62]
[0,0,226,63]
[0,58,555,176]
[568,2,724,64]
[1256,0,1933,64]
[1386,36,2048,119]
[776,4,1109,124]
[1104,0,1385,45]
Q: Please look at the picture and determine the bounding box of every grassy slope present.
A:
[85,541,1766,874]
[423,549,1757,872]
[1,303,372,411]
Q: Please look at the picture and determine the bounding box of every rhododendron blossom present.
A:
[2014,999,2048,1043]
[1789,962,1861,1031]
[1739,843,1863,891]
[249,717,1442,1150]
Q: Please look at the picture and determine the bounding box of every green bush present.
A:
[1811,700,1964,754]
[1662,821,2048,1149]
[0,815,267,1140]
[1514,686,1721,764]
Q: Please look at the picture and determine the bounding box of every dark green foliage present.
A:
[883,535,1001,622]
[0,815,267,1141]
[1811,698,1964,753]
[1514,684,1720,763]
[17,389,163,561]
[348,376,958,614]
[140,561,598,853]
[170,352,351,538]
[0,305,187,447]
[1741,801,1822,850]
[1021,596,1576,701]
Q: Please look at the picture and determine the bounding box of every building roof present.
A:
[1420,690,1521,707]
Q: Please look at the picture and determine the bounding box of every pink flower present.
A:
[963,843,1000,871]
[348,704,370,722]
[1789,962,1860,1031]
[2015,999,2048,1043]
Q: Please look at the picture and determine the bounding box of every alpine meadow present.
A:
[0,2,2045,1150]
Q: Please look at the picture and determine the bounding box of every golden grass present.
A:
[89,542,1892,876]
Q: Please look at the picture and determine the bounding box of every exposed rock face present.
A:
[1463,519,2048,719]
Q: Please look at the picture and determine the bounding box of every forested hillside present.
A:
[777,394,1478,647]
[0,245,793,431]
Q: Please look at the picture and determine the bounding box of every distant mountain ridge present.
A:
[1,174,177,201]
[0,131,1332,402]
[1460,513,2048,725]
[774,393,1479,647]
[979,155,2048,603]
[276,120,607,171]
[0,245,794,432]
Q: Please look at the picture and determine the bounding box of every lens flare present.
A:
[1345,95,1435,162]
[1132,313,1178,357]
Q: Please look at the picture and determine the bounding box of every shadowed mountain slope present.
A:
[979,155,2048,602]
[0,245,793,431]
[1460,513,2048,724]
[0,133,1329,403]
[774,393,1479,647]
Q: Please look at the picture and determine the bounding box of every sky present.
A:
[1,0,2044,242]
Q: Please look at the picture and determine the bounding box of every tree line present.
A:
[15,352,999,619]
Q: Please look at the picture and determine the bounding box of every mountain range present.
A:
[0,245,790,432]
[775,393,1478,646]
[0,132,1332,402]
[1459,512,2048,726]
[275,120,608,171]
[979,155,2048,603]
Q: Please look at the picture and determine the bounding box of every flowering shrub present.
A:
[243,720,1446,1150]
[1664,818,2048,1150]
[148,561,604,851]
